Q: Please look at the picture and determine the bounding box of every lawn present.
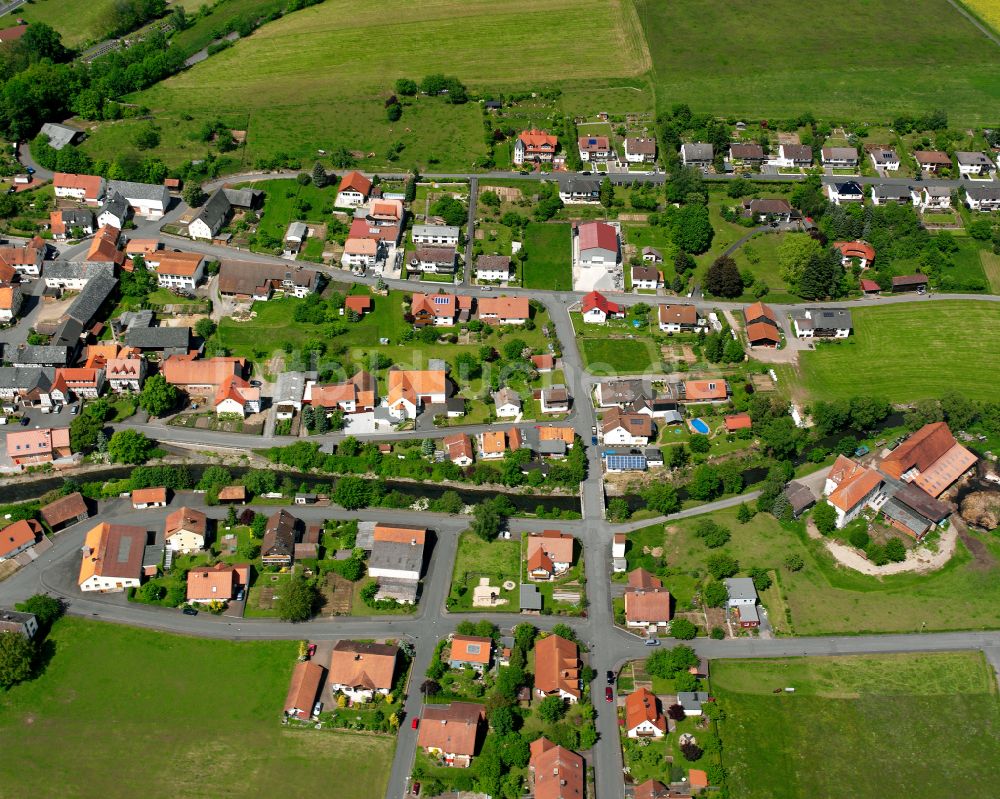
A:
[982,251,1000,293]
[4,0,118,47]
[0,619,395,798]
[579,337,657,374]
[789,301,1000,403]
[714,652,1000,799]
[628,504,1000,636]
[449,530,521,612]
[90,0,649,170]
[637,0,1000,124]
[523,222,573,291]
[236,177,339,242]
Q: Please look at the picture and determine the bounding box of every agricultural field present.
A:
[786,301,1000,403]
[522,222,573,290]
[96,0,649,170]
[637,0,1000,124]
[0,619,395,798]
[2,0,119,48]
[714,652,1000,799]
[961,0,1000,34]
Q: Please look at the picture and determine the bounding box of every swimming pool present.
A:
[690,418,710,435]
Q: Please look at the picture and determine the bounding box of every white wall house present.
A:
[412,225,460,246]
[911,187,951,212]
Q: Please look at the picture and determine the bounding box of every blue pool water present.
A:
[690,418,710,434]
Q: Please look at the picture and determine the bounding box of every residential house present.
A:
[595,378,648,408]
[53,173,105,205]
[821,147,859,168]
[641,246,663,264]
[0,519,42,561]
[475,254,513,282]
[477,293,530,325]
[214,375,261,417]
[880,422,976,498]
[0,367,54,409]
[306,370,377,414]
[744,301,781,347]
[449,635,492,671]
[532,353,555,373]
[478,429,508,460]
[51,367,105,402]
[162,357,244,393]
[558,176,600,204]
[261,510,297,567]
[132,487,167,509]
[49,208,95,239]
[156,252,205,291]
[417,702,485,768]
[335,171,373,207]
[165,507,208,553]
[43,260,115,291]
[913,150,952,173]
[40,492,90,531]
[6,427,71,467]
[581,290,622,324]
[327,640,398,702]
[443,433,474,466]
[725,413,752,433]
[628,397,683,423]
[964,186,1000,212]
[529,738,584,799]
[412,224,460,246]
[96,191,129,229]
[526,530,574,580]
[366,197,404,225]
[624,137,657,163]
[624,568,671,630]
[513,129,558,165]
[826,181,864,205]
[891,274,929,292]
[10,345,72,369]
[575,221,619,268]
[578,135,612,162]
[724,577,760,628]
[368,524,426,583]
[833,241,875,269]
[658,304,701,333]
[186,562,249,603]
[681,380,729,403]
[791,308,852,338]
[108,180,170,220]
[188,189,232,240]
[870,184,911,206]
[823,455,887,528]
[78,523,147,593]
[742,198,793,223]
[540,385,570,414]
[493,387,521,418]
[911,186,951,212]
[124,324,191,356]
[411,292,462,326]
[868,147,900,171]
[0,284,22,323]
[85,225,125,268]
[680,142,713,168]
[386,369,448,419]
[106,356,146,393]
[602,407,654,446]
[283,221,308,257]
[729,143,765,165]
[677,691,710,716]
[632,780,677,799]
[217,260,319,300]
[0,610,38,639]
[411,246,457,274]
[773,144,813,168]
[284,661,325,720]
[625,687,667,738]
[956,151,995,177]
[0,241,43,276]
[534,634,581,703]
[784,480,816,518]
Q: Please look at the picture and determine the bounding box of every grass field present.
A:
[579,337,656,373]
[449,531,521,611]
[236,177,337,241]
[96,0,649,169]
[2,0,118,47]
[637,0,1000,124]
[981,250,1000,293]
[714,652,1000,799]
[787,301,1000,403]
[0,619,395,798]
[523,222,573,290]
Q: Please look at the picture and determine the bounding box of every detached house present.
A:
[965,186,1000,212]
[188,189,231,240]
[261,509,297,567]
[513,129,558,165]
[681,380,729,403]
[823,455,887,528]
[827,181,864,205]
[540,385,570,414]
[164,506,208,553]
[335,171,372,207]
[870,184,910,206]
[911,186,951,212]
[412,224,460,246]
[78,523,147,593]
[956,151,995,177]
[328,640,398,702]
[443,433,474,466]
[155,252,205,291]
[417,703,486,768]
[478,296,530,325]
[724,577,760,628]
[526,530,575,580]
[214,375,261,417]
[186,562,249,603]
[602,407,654,446]
[774,144,812,168]
[913,150,951,173]
[868,147,900,171]
[306,370,377,414]
[578,134,612,162]
[410,246,457,274]
[493,387,522,418]
[411,292,463,326]
[624,568,672,630]
[534,634,580,703]
[529,738,584,799]
[791,308,852,338]
[632,265,660,291]
[681,142,713,168]
[386,369,448,419]
[729,143,765,165]
[107,180,170,220]
[6,427,72,467]
[558,176,600,204]
[0,519,42,562]
[625,687,667,738]
[833,241,875,269]
[581,290,622,324]
[53,172,105,205]
[744,301,781,347]
[624,137,657,163]
[658,304,701,333]
[821,147,859,168]
[449,635,492,671]
[475,254,512,282]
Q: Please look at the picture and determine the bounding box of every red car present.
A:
[307,644,317,658]
[411,717,419,729]
[605,687,613,703]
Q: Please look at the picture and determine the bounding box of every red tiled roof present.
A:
[834,240,876,262]
[582,290,620,315]
[625,687,666,733]
[860,278,881,292]
[534,634,580,699]
[284,661,325,719]
[725,413,752,431]
[0,519,41,559]
[531,737,584,799]
[577,221,617,253]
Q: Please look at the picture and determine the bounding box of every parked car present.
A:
[182,607,198,616]
[606,670,615,685]
[605,686,613,702]
[250,380,262,388]
[235,589,245,601]
[312,701,322,717]
[307,644,317,658]
[411,718,419,730]
[645,638,660,647]
[412,782,421,797]
[19,416,29,426]
[70,405,79,415]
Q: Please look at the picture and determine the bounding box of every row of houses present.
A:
[828,181,1000,213]
[54,173,171,223]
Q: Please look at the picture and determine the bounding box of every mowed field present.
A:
[102,0,649,169]
[0,619,395,799]
[714,653,1000,799]
[788,301,1000,403]
[637,0,1000,124]
[2,0,118,47]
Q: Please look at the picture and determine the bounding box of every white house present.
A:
[580,290,621,324]
[107,180,170,220]
[341,238,379,268]
[792,308,852,339]
[412,224,460,246]
[772,144,812,168]
[677,691,710,717]
[821,147,859,168]
[826,181,864,205]
[410,247,456,274]
[868,148,900,171]
[602,408,653,446]
[214,376,261,417]
[155,253,205,291]
[164,507,207,554]
[578,135,612,162]
[328,641,398,703]
[188,189,231,240]
[612,533,626,573]
[335,171,372,207]
[283,221,307,258]
[53,173,105,205]
[493,387,521,418]
[657,304,701,333]
[0,284,22,323]
[475,254,512,282]
[681,142,713,167]
[78,523,145,593]
[911,186,951,212]
[823,455,888,528]
[558,177,601,204]
[624,137,656,164]
[97,192,129,229]
[870,184,911,206]
[106,357,146,393]
[956,151,995,177]
[965,186,1000,212]
[631,265,660,291]
[625,688,667,738]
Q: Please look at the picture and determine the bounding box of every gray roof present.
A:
[822,147,858,160]
[519,583,542,610]
[966,186,1000,201]
[369,539,425,576]
[192,189,231,234]
[493,387,521,407]
[921,186,951,198]
[67,272,117,325]
[537,440,567,456]
[40,122,82,150]
[682,142,713,160]
[476,254,511,272]
[44,260,115,281]
[275,371,312,405]
[59,208,94,227]
[644,447,663,461]
[955,151,993,166]
[869,148,898,164]
[52,317,85,347]
[222,187,263,208]
[660,410,684,424]
[784,480,816,515]
[125,325,191,351]
[599,379,648,404]
[285,221,308,241]
[13,344,70,366]
[677,691,709,711]
[108,180,170,206]
[0,366,53,391]
[375,578,419,603]
[355,521,376,552]
[880,499,932,538]
[871,184,910,200]
[809,308,852,330]
[884,480,951,523]
[142,543,164,570]
[98,191,129,221]
[559,176,600,195]
[413,224,459,239]
[724,577,758,603]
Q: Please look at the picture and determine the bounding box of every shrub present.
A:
[783,553,804,572]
